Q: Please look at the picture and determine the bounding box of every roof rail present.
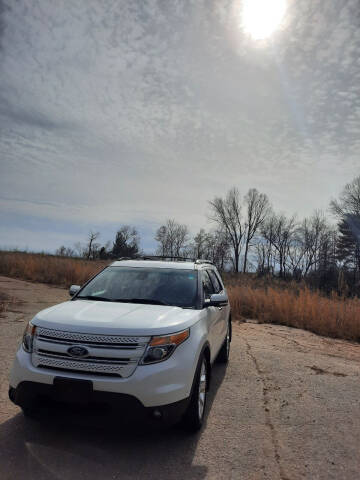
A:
[195,259,215,266]
[117,255,195,262]
[141,255,195,262]
[116,256,215,265]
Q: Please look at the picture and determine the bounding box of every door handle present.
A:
[217,307,222,311]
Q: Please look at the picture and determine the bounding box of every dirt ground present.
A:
[1,275,360,480]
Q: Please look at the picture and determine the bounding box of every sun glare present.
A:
[242,0,286,40]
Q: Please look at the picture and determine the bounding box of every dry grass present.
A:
[228,283,360,342]
[0,251,108,287]
[1,251,359,342]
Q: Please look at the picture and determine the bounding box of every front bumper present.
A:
[9,381,190,424]
[10,343,198,408]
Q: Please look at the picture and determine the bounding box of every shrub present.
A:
[228,283,360,342]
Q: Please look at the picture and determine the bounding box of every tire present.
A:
[217,321,231,364]
[182,354,208,432]
[21,406,37,419]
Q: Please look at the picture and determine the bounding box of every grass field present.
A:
[0,251,107,287]
[1,251,359,342]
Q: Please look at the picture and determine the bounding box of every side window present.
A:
[215,270,224,291]
[201,270,214,299]
[207,270,222,294]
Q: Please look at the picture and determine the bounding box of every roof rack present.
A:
[142,255,196,262]
[116,256,214,265]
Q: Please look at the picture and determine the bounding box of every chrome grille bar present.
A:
[32,327,150,377]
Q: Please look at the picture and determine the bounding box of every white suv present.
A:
[9,258,231,431]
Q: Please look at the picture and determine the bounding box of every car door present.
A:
[201,270,216,358]
[201,270,223,360]
[207,268,228,351]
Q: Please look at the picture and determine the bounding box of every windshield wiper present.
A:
[113,298,169,306]
[76,295,113,302]
[76,296,169,305]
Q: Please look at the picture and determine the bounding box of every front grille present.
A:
[32,327,150,377]
[36,327,145,344]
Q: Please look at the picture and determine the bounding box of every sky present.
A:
[0,0,359,253]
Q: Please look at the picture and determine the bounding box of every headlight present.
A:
[22,321,36,353]
[140,329,190,365]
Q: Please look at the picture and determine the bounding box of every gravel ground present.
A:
[1,275,360,480]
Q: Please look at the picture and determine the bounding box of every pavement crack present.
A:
[245,339,290,480]
[262,327,360,365]
[306,365,347,377]
[266,330,309,353]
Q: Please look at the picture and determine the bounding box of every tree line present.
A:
[56,175,360,296]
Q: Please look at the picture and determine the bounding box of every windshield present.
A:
[77,267,198,308]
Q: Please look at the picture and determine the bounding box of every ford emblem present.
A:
[67,345,89,358]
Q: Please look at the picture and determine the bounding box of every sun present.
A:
[242,0,286,40]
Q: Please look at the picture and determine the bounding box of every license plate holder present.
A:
[53,377,93,403]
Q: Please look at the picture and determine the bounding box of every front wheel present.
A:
[182,355,208,432]
[21,406,38,419]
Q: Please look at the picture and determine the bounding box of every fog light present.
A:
[152,409,162,419]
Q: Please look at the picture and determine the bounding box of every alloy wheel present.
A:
[198,359,207,420]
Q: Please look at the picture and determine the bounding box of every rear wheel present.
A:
[182,354,208,432]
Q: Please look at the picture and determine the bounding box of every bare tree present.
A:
[56,246,75,257]
[86,231,100,259]
[206,229,231,270]
[258,214,277,274]
[192,229,209,259]
[286,211,330,277]
[262,214,296,277]
[243,188,270,273]
[255,242,270,275]
[155,219,189,257]
[173,223,189,257]
[73,241,85,258]
[330,175,360,217]
[56,246,67,257]
[188,228,230,269]
[209,187,244,272]
[155,225,168,256]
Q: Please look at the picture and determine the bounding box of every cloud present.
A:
[0,93,72,131]
[0,0,9,51]
[0,0,359,251]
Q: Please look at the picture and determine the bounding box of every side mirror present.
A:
[204,292,228,307]
[69,285,81,297]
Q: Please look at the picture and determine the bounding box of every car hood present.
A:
[32,299,200,336]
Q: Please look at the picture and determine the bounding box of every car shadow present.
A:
[0,362,227,480]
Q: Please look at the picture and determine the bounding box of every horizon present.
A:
[0,184,350,256]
